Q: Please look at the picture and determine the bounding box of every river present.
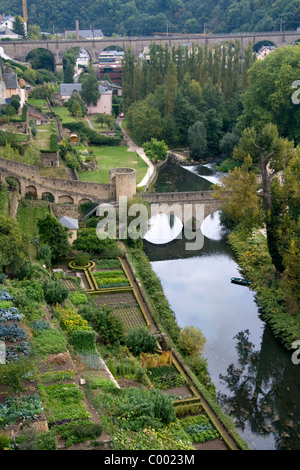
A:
[143,161,300,451]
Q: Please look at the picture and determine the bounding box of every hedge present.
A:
[71,330,96,353]
[62,121,121,146]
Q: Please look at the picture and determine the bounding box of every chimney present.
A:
[75,20,79,40]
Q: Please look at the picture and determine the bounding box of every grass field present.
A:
[78,146,148,184]
[52,106,78,123]
[35,123,52,150]
[28,99,49,113]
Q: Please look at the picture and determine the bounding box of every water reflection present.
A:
[218,328,300,450]
[144,162,300,450]
[143,213,183,245]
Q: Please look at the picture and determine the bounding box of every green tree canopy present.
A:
[37,214,71,261]
[79,63,100,107]
[238,45,300,144]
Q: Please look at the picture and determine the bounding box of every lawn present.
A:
[28,99,49,113]
[78,146,148,184]
[35,123,52,150]
[52,106,78,123]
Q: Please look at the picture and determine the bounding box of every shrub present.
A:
[0,432,11,450]
[38,244,52,269]
[71,330,96,353]
[125,326,157,356]
[61,423,102,448]
[79,304,124,344]
[31,320,51,331]
[75,251,90,266]
[18,280,44,302]
[58,305,92,334]
[33,329,68,355]
[43,280,68,304]
[177,326,206,356]
[69,292,88,305]
[37,432,57,450]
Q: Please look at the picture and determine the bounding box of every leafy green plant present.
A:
[38,383,91,426]
[146,365,186,390]
[71,330,96,353]
[125,326,157,356]
[180,415,219,443]
[69,292,88,305]
[42,280,68,304]
[0,394,44,426]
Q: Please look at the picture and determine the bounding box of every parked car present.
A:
[119,112,125,118]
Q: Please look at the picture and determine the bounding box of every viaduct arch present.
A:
[2,31,300,71]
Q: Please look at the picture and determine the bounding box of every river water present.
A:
[143,161,300,451]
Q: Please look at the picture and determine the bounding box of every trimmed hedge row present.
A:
[62,121,121,146]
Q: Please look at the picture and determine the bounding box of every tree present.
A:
[213,156,263,233]
[12,16,26,38]
[37,214,71,260]
[0,215,28,276]
[126,100,164,146]
[80,63,100,106]
[188,121,207,160]
[204,108,223,153]
[42,279,68,304]
[178,326,206,356]
[64,61,74,83]
[143,138,168,162]
[238,45,300,144]
[125,326,157,356]
[233,123,295,272]
[164,62,177,116]
[0,359,34,401]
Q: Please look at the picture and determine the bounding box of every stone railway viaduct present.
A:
[2,30,300,72]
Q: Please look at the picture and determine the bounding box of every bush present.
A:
[177,326,206,356]
[69,292,88,305]
[0,432,11,450]
[58,306,92,334]
[61,423,102,448]
[75,252,90,266]
[37,432,57,450]
[125,326,157,356]
[71,330,96,353]
[79,304,124,344]
[38,244,52,269]
[43,280,68,304]
[18,280,44,302]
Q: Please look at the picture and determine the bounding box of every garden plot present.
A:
[93,292,147,333]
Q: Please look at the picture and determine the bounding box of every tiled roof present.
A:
[2,72,18,89]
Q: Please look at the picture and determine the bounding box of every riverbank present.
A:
[127,246,249,450]
[228,230,300,351]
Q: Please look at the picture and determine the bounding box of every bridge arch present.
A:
[26,48,55,72]
[58,195,74,204]
[25,185,38,199]
[5,176,21,193]
[253,40,277,53]
[41,192,55,203]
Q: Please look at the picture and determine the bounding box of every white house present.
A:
[59,81,112,115]
[257,45,276,60]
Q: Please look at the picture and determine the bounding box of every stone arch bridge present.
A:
[2,30,300,72]
[141,190,221,220]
